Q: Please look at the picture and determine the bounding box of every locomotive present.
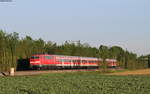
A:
[30,54,117,69]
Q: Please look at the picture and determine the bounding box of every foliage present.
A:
[0,30,148,71]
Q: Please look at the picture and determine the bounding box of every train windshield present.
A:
[31,56,39,59]
[44,56,53,59]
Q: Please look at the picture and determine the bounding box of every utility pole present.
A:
[124,48,128,69]
[148,55,150,68]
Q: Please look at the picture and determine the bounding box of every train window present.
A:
[87,60,97,63]
[82,60,87,63]
[63,59,67,62]
[73,60,79,63]
[44,56,53,59]
[72,60,76,63]
[89,61,93,63]
[64,59,71,62]
[31,56,39,59]
[59,59,64,62]
[64,59,69,62]
[57,59,63,62]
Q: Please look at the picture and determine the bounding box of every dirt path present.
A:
[108,69,150,76]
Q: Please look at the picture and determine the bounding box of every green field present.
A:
[0,72,150,94]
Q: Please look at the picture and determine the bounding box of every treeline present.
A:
[0,30,149,71]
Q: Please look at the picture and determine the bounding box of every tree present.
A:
[33,38,46,54]
[0,30,7,71]
[44,41,55,54]
[99,45,109,72]
[7,32,19,68]
[18,36,34,58]
[0,30,148,72]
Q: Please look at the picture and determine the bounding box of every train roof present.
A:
[31,54,50,56]
[31,54,116,61]
[31,54,101,59]
[54,55,101,59]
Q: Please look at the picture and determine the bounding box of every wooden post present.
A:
[10,68,14,76]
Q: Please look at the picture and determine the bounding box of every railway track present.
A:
[13,69,98,76]
[1,68,121,76]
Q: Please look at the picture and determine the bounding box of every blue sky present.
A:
[0,0,150,55]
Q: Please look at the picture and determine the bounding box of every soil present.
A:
[7,69,97,76]
[108,69,150,76]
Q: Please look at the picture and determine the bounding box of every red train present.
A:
[30,54,117,69]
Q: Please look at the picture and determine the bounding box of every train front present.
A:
[30,55,42,69]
